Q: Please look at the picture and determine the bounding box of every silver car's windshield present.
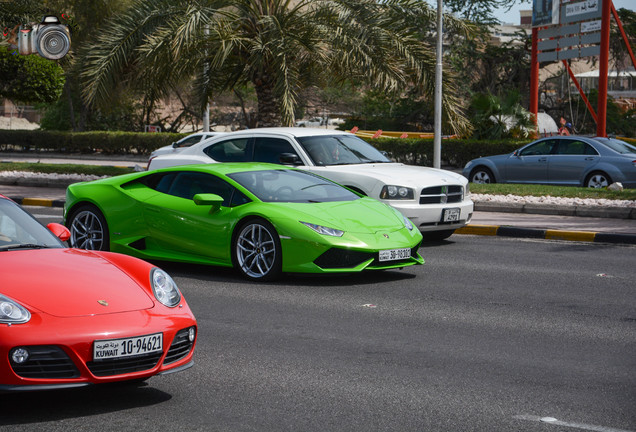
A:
[296,135,391,166]
[228,169,360,203]
[596,138,636,155]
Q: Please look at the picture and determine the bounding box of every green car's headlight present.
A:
[0,294,31,324]
[403,215,414,231]
[301,222,344,237]
[151,268,181,308]
[380,185,414,200]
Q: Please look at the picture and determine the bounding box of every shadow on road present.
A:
[153,260,418,287]
[0,381,171,425]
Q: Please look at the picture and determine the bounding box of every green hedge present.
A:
[0,130,189,155]
[2,130,631,167]
[364,137,532,168]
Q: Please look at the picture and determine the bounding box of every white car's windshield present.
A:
[297,135,391,166]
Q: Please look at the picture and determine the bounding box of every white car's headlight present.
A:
[301,222,344,237]
[151,268,181,307]
[380,185,414,200]
[0,294,31,324]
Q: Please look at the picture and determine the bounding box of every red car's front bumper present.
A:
[0,308,197,391]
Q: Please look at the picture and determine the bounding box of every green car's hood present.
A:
[272,198,405,233]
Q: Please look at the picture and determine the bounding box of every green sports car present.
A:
[64,163,424,281]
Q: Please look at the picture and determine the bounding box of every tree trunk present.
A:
[253,75,283,127]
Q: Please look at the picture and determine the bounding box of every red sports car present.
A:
[0,195,197,391]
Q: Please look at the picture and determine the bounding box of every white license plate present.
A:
[442,208,461,222]
[93,333,163,361]
[379,248,411,262]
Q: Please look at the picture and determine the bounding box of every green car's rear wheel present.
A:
[233,218,281,281]
[68,204,110,251]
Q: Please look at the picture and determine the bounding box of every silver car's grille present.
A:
[419,185,463,205]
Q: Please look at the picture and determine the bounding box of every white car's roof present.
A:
[214,127,349,138]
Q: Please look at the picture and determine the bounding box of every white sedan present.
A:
[148,128,473,240]
[147,132,227,166]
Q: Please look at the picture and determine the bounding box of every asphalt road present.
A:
[2,212,635,432]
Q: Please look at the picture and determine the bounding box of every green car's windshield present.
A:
[0,199,63,251]
[228,169,360,203]
[296,134,391,166]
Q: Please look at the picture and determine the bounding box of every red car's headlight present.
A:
[0,294,31,324]
[151,268,181,308]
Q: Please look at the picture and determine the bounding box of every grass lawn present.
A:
[1,161,635,201]
[470,183,636,201]
[0,162,134,177]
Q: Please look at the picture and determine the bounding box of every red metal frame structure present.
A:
[530,0,635,138]
[562,60,598,123]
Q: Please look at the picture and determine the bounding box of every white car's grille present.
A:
[419,185,463,205]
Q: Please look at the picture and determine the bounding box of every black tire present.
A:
[585,171,612,188]
[232,218,282,281]
[422,229,455,241]
[67,204,110,251]
[469,167,495,184]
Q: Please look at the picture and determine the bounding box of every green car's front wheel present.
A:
[233,218,282,281]
[67,204,110,251]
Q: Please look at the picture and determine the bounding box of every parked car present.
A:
[0,195,197,391]
[148,132,226,166]
[463,136,636,188]
[295,117,326,127]
[147,128,473,240]
[65,163,424,281]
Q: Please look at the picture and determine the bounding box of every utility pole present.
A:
[433,0,443,169]
[202,24,210,132]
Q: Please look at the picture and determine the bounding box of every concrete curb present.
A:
[8,196,65,208]
[455,224,636,245]
[474,202,636,220]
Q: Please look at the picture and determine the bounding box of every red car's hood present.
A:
[1,248,155,317]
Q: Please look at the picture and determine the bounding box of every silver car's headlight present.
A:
[0,294,31,324]
[301,222,344,237]
[380,185,414,200]
[151,268,181,308]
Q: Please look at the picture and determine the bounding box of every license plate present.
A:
[93,333,163,361]
[379,248,411,262]
[442,208,461,222]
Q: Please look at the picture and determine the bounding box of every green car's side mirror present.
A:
[193,193,224,212]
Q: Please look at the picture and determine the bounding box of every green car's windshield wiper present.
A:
[0,244,52,251]
[301,183,337,190]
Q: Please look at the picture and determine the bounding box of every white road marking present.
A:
[514,415,634,432]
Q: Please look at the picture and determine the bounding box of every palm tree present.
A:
[80,0,470,133]
[468,90,534,139]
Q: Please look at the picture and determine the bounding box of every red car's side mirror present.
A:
[47,223,71,242]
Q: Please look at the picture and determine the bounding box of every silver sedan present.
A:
[463,136,636,188]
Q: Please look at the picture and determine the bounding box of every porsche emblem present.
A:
[97,300,109,306]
